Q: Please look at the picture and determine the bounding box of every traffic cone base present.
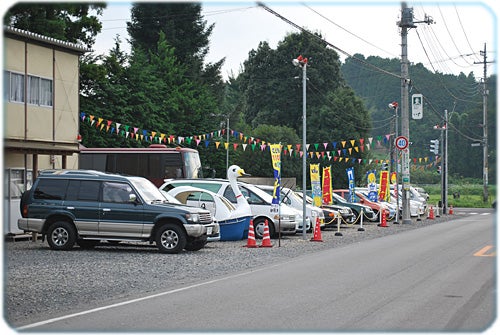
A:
[260,219,273,248]
[310,218,324,242]
[378,209,388,227]
[243,219,257,248]
[428,206,435,220]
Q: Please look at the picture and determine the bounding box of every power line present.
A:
[256,1,402,80]
[302,2,398,59]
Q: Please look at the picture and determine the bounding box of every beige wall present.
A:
[4,34,81,171]
[4,38,25,140]
[53,50,79,143]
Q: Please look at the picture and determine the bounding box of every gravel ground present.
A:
[3,214,455,328]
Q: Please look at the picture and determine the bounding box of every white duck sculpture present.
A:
[226,165,252,217]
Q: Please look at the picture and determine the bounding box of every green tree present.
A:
[126,2,224,99]
[3,2,106,48]
[235,31,372,184]
[234,124,302,180]
[341,54,496,182]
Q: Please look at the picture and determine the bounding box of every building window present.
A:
[4,71,25,103]
[39,78,53,106]
[27,76,39,105]
[4,71,53,106]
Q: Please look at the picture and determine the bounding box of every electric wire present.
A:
[257,2,402,81]
[411,82,483,142]
[436,4,474,67]
[302,2,398,59]
[453,4,482,63]
[415,29,482,105]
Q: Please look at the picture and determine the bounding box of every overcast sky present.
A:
[91,0,497,81]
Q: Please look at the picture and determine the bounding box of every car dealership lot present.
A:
[3,211,486,329]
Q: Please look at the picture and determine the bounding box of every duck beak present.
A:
[238,169,251,177]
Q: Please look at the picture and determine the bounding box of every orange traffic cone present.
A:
[449,205,454,215]
[260,219,273,248]
[428,206,435,220]
[378,209,388,227]
[243,219,257,248]
[310,218,324,242]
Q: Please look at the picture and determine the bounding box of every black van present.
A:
[18,170,219,253]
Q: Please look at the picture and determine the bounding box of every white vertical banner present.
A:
[412,94,423,119]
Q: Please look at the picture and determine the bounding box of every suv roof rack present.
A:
[39,169,109,176]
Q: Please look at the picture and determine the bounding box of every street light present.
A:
[292,55,308,240]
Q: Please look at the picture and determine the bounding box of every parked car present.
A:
[256,185,319,232]
[160,179,298,239]
[165,185,252,241]
[355,187,397,220]
[414,186,430,201]
[328,192,377,222]
[18,170,218,253]
[392,184,428,205]
[292,191,354,227]
[389,191,426,218]
[333,189,394,220]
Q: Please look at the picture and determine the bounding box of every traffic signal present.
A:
[430,139,440,154]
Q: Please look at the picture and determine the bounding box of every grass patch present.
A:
[423,184,496,208]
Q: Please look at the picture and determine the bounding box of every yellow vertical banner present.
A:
[322,166,332,205]
[390,172,398,197]
[310,164,322,207]
[270,144,282,206]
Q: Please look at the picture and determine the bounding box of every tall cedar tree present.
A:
[127,1,225,104]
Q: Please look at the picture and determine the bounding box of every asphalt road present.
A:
[19,210,496,332]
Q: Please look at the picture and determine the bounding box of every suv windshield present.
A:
[130,177,168,203]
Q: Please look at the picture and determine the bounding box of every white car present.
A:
[164,185,252,241]
[160,179,298,239]
[390,191,426,218]
[256,185,320,232]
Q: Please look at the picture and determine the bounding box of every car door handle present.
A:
[66,207,74,210]
[102,208,111,212]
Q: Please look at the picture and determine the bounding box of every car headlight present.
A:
[185,213,200,223]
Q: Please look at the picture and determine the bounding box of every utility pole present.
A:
[442,110,448,214]
[398,2,433,224]
[474,44,492,203]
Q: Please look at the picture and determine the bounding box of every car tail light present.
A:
[21,204,28,218]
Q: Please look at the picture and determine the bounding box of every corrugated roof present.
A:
[4,26,91,53]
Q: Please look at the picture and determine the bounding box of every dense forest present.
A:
[4,2,496,189]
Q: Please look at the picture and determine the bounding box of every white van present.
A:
[160,179,298,239]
